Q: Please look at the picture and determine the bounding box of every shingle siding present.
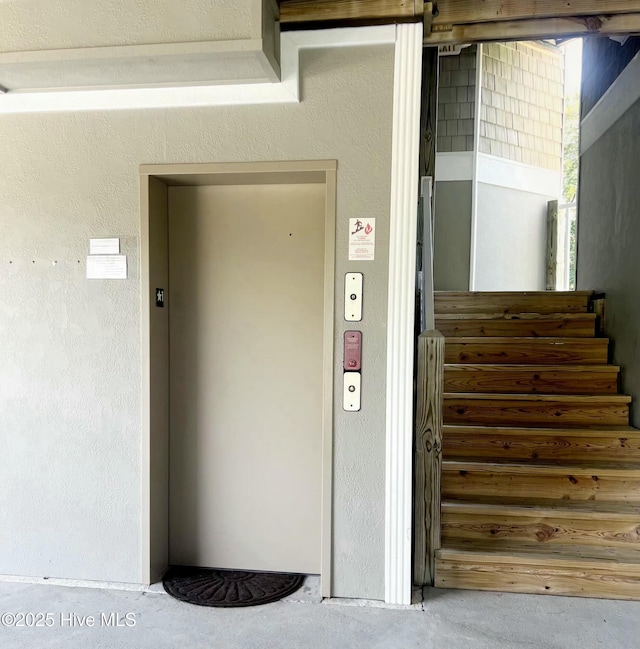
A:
[437,45,477,153]
[479,41,565,171]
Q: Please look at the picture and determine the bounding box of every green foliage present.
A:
[570,215,577,290]
[561,92,580,289]
[563,93,580,203]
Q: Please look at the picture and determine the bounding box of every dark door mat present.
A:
[163,566,305,608]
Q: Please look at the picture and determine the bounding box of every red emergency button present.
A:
[344,331,362,371]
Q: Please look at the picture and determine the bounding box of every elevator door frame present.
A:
[139,160,337,597]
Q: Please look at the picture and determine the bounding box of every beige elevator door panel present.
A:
[168,183,325,575]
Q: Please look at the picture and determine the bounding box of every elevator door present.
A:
[168,183,325,574]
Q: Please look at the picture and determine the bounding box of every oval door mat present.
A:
[163,567,305,608]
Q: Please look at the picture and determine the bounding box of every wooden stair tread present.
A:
[437,540,640,571]
[442,425,640,462]
[445,337,610,366]
[436,291,594,297]
[443,424,638,435]
[436,313,596,321]
[437,317,597,339]
[442,498,640,520]
[444,365,621,395]
[444,336,608,344]
[444,393,631,403]
[435,291,593,315]
[444,459,640,476]
[444,394,630,427]
[436,542,640,599]
[445,364,619,372]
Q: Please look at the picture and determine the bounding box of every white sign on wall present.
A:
[348,218,376,261]
[89,238,120,255]
[86,255,128,280]
[87,236,126,279]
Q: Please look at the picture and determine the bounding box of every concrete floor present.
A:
[1,580,639,648]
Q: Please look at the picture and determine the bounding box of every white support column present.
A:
[469,43,484,291]
[385,21,423,607]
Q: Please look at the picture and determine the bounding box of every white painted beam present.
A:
[477,153,562,197]
[435,152,474,182]
[0,26,395,114]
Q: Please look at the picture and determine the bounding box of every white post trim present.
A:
[385,21,423,607]
[468,43,484,291]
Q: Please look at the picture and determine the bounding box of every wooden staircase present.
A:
[433,291,640,600]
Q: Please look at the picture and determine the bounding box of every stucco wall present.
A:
[578,98,640,427]
[0,44,394,600]
[0,0,259,50]
[474,183,550,291]
[433,180,471,291]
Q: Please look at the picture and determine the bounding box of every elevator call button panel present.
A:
[344,331,362,371]
[343,372,361,411]
[344,272,363,321]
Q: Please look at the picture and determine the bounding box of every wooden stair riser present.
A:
[435,557,640,600]
[445,338,610,365]
[442,467,640,503]
[444,365,619,395]
[442,511,640,549]
[435,292,592,315]
[436,316,596,338]
[444,397,630,427]
[443,428,640,463]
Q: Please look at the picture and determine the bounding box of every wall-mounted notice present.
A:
[348,218,376,261]
[89,238,120,255]
[86,255,128,280]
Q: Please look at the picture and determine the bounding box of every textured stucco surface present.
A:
[474,183,550,291]
[433,180,472,291]
[0,53,276,92]
[0,45,394,599]
[0,0,256,50]
[578,98,640,428]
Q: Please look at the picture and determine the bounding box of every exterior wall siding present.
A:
[480,41,564,171]
[437,45,477,153]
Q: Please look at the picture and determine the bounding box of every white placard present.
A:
[348,218,376,261]
[89,238,120,255]
[86,255,128,280]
